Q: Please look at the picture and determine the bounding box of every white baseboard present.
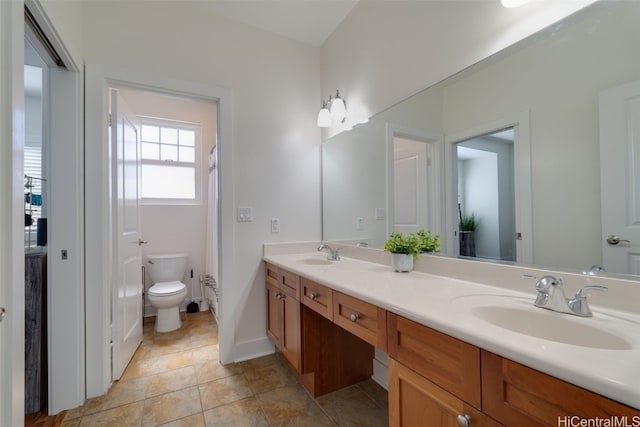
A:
[372,347,389,390]
[232,336,275,363]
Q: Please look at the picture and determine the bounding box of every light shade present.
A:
[501,0,529,8]
[317,106,331,128]
[330,95,346,122]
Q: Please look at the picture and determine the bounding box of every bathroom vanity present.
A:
[264,245,640,426]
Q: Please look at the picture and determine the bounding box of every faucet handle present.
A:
[523,274,562,291]
[574,285,608,299]
[569,285,607,316]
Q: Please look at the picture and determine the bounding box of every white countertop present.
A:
[263,251,640,410]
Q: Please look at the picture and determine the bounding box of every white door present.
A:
[110,89,143,380]
[393,138,429,235]
[599,80,640,275]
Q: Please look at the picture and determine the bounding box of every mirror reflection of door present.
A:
[394,137,429,235]
[456,129,516,261]
[391,131,442,242]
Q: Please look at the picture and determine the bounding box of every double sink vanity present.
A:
[263,242,640,426]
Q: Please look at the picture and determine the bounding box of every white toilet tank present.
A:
[146,253,189,283]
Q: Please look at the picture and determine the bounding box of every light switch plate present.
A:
[374,208,385,220]
[237,207,253,222]
[356,217,364,230]
[271,218,280,233]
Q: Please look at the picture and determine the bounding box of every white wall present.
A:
[82,1,322,361]
[320,0,594,138]
[119,89,217,314]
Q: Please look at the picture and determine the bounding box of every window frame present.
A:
[138,116,203,205]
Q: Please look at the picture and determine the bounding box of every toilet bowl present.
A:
[146,253,189,333]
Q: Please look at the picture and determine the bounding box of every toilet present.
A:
[146,253,189,332]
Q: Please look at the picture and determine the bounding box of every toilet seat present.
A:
[149,281,186,297]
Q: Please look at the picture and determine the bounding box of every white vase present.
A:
[392,253,414,272]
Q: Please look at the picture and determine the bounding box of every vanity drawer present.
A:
[280,269,300,300]
[300,278,333,320]
[265,263,280,288]
[481,351,640,426]
[333,291,387,350]
[387,313,481,409]
[265,263,300,300]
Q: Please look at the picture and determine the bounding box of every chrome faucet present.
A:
[523,274,607,317]
[582,264,606,276]
[317,243,341,261]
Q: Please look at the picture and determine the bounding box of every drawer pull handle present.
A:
[309,292,317,300]
[273,292,279,298]
[456,414,471,427]
[350,313,359,322]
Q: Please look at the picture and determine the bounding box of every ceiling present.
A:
[201,0,358,47]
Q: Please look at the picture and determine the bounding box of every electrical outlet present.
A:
[271,218,280,233]
[356,217,364,230]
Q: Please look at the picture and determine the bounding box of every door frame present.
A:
[0,2,26,425]
[85,63,234,398]
[2,0,84,419]
[444,111,533,264]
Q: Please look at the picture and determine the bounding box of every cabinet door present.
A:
[482,351,640,426]
[280,292,301,371]
[389,359,502,427]
[266,282,282,349]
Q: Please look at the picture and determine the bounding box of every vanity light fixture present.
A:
[317,90,347,127]
[317,100,331,128]
[501,0,530,8]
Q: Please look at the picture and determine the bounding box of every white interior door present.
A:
[393,138,428,234]
[110,89,143,380]
[599,80,640,275]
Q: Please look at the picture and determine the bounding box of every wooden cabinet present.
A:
[387,312,481,409]
[333,291,387,351]
[388,312,640,426]
[265,263,301,371]
[481,350,640,426]
[389,359,501,427]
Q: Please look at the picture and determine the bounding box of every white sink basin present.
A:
[298,257,333,266]
[472,305,633,350]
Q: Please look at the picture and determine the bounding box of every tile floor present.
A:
[61,311,389,426]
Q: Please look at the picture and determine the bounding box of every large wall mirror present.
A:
[322,0,640,278]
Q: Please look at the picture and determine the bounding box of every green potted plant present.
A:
[416,229,441,253]
[459,213,477,257]
[383,232,420,272]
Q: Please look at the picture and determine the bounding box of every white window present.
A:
[139,118,201,204]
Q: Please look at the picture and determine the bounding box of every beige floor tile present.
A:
[358,379,389,409]
[123,349,195,380]
[243,358,298,394]
[198,375,254,411]
[142,386,202,427]
[60,418,81,427]
[257,384,334,427]
[78,401,144,427]
[203,397,269,427]
[147,365,198,398]
[195,359,243,384]
[191,344,219,361]
[159,412,205,427]
[238,353,280,372]
[191,335,218,347]
[83,376,149,415]
[317,383,388,427]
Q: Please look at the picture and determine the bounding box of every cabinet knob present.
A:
[273,292,279,298]
[350,313,359,322]
[456,414,471,427]
[309,292,317,300]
